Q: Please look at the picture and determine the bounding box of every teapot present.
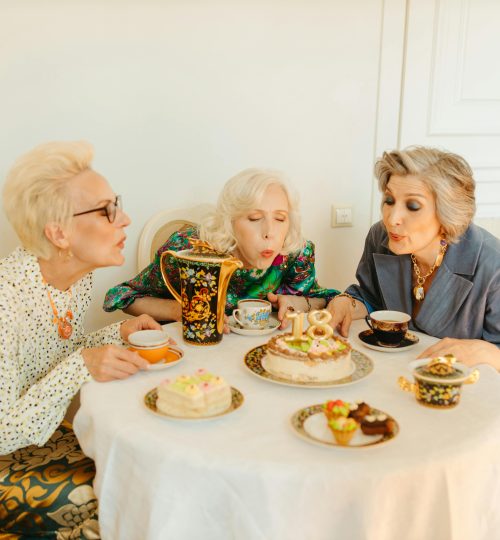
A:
[398,354,479,409]
[160,239,243,345]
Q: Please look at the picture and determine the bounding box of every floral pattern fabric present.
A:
[103,225,339,314]
[0,421,100,539]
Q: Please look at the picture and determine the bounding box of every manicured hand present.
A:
[82,345,150,382]
[267,292,308,329]
[326,297,354,337]
[120,314,162,342]
[418,337,500,370]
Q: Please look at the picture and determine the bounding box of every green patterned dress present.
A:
[103,225,339,314]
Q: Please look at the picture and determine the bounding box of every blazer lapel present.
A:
[414,266,473,335]
[373,253,413,314]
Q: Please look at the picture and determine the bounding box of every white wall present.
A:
[0,1,383,331]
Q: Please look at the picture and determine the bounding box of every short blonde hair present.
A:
[375,146,476,243]
[3,141,94,258]
[200,168,304,254]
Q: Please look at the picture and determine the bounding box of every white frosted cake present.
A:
[157,369,232,418]
[264,333,353,383]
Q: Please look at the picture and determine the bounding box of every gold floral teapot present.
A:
[160,239,243,345]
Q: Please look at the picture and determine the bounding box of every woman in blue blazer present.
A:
[328,146,500,370]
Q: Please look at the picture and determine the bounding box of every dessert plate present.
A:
[290,404,399,448]
[229,314,281,336]
[244,345,373,388]
[143,387,244,420]
[358,329,419,353]
[147,346,184,371]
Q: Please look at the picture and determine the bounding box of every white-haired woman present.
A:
[327,146,500,369]
[104,168,339,327]
[0,142,161,538]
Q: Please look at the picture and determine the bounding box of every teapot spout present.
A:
[216,258,243,333]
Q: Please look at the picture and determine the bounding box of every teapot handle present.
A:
[160,251,182,304]
[398,376,416,395]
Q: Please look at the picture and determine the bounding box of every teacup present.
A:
[365,310,411,347]
[127,329,172,364]
[233,299,272,330]
[398,355,479,409]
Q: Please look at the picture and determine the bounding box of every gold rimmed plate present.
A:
[291,404,399,448]
[144,387,244,420]
[244,345,373,388]
[358,329,419,353]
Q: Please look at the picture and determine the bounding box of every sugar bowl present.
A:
[398,354,479,409]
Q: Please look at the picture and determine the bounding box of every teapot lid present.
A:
[410,354,470,383]
[173,239,242,264]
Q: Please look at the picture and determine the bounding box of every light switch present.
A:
[331,206,353,227]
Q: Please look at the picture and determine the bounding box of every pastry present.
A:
[328,417,359,445]
[348,401,371,423]
[360,414,394,435]
[322,399,350,421]
[156,369,232,418]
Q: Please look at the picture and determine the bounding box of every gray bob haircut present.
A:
[375,146,476,243]
[200,168,304,254]
[3,141,94,259]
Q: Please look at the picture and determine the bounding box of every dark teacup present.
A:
[365,310,411,347]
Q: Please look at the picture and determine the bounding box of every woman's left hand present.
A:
[267,292,308,329]
[120,314,165,341]
[418,337,500,370]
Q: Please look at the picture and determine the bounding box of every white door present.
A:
[398,0,500,235]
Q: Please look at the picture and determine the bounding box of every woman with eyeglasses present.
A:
[0,141,162,538]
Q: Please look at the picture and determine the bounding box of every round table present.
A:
[74,320,500,540]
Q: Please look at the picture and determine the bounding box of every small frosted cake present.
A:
[157,369,232,418]
[265,333,353,383]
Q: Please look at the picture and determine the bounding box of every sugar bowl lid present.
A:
[409,354,473,384]
[128,329,170,348]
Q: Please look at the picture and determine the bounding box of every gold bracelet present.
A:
[334,293,357,308]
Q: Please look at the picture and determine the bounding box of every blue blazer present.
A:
[346,221,500,345]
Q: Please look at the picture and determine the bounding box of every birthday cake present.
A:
[263,310,354,383]
[156,369,232,418]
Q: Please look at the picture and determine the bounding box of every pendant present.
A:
[414,286,425,301]
[58,319,73,339]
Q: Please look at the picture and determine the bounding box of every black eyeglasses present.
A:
[73,195,122,223]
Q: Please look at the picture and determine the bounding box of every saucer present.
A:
[229,314,281,336]
[147,346,184,370]
[358,329,419,353]
[144,386,244,420]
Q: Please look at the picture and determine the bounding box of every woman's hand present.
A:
[418,338,500,370]
[120,314,163,341]
[326,296,368,337]
[267,292,309,329]
[82,345,150,382]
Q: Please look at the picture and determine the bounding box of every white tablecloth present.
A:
[74,320,500,540]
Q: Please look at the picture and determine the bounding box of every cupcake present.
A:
[328,417,359,446]
[322,399,350,421]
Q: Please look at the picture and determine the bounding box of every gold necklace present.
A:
[43,280,74,339]
[411,240,448,301]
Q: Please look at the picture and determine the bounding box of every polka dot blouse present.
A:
[0,247,123,454]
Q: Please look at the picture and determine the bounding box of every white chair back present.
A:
[137,204,214,271]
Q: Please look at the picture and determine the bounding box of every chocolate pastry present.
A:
[360,414,394,435]
[348,401,371,423]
